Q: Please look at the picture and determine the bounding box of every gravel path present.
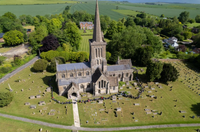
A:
[0,56,39,84]
[0,113,200,131]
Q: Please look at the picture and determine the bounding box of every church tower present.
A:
[89,0,107,73]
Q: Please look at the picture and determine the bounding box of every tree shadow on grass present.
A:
[191,103,200,116]
[183,61,200,74]
[42,75,59,94]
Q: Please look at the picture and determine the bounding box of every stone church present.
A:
[56,0,133,99]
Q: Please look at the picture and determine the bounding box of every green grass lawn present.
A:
[0,65,74,126]
[0,0,76,5]
[79,36,92,54]
[0,3,72,17]
[0,116,71,132]
[80,29,93,36]
[78,61,200,127]
[0,46,12,53]
[186,23,200,28]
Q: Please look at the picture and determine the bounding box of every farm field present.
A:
[0,0,76,5]
[0,116,71,132]
[70,2,127,21]
[0,4,71,17]
[116,4,200,19]
[0,65,74,126]
[78,60,200,127]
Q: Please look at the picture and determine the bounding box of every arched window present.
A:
[113,74,115,76]
[80,84,84,89]
[104,81,106,87]
[70,73,73,77]
[99,81,100,88]
[86,71,90,75]
[101,48,103,57]
[62,74,65,78]
[98,48,100,57]
[78,72,82,76]
[101,80,103,88]
[126,73,129,77]
[97,60,99,65]
[118,74,121,78]
[100,59,101,64]
[96,49,97,57]
[87,83,90,88]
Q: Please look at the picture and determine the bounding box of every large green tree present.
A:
[33,59,48,72]
[134,46,153,66]
[146,60,163,82]
[3,30,24,45]
[178,11,190,24]
[0,92,14,107]
[3,12,16,21]
[195,15,200,23]
[64,22,81,51]
[124,17,135,27]
[48,18,62,34]
[160,63,179,83]
[105,20,117,39]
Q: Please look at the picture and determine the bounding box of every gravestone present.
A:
[30,105,36,109]
[116,108,121,112]
[155,82,159,85]
[146,112,152,114]
[24,102,30,105]
[99,109,105,111]
[145,86,148,88]
[179,110,186,113]
[126,82,129,86]
[133,83,137,87]
[151,88,155,90]
[148,91,152,93]
[112,96,116,100]
[29,96,35,99]
[134,103,140,106]
[144,109,150,111]
[35,95,41,98]
[98,100,103,104]
[38,101,46,105]
[46,87,51,92]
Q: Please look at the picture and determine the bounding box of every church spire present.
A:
[93,0,102,42]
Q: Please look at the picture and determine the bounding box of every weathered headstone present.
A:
[112,96,116,101]
[45,87,51,92]
[35,95,41,98]
[24,102,30,105]
[29,96,35,99]
[134,103,140,106]
[98,100,103,104]
[116,108,121,111]
[30,105,36,109]
[38,101,46,105]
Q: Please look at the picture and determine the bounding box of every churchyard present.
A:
[78,60,200,127]
[0,65,74,125]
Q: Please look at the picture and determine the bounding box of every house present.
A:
[0,33,5,43]
[192,48,200,54]
[80,22,94,30]
[163,37,179,48]
[56,0,133,99]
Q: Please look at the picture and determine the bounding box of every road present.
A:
[0,113,200,131]
[0,56,39,84]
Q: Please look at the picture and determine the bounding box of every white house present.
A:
[163,37,179,48]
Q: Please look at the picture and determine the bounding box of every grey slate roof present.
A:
[107,64,131,72]
[0,33,4,38]
[57,62,90,72]
[58,76,91,86]
[80,22,93,25]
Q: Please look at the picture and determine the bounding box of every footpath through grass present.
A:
[0,116,71,132]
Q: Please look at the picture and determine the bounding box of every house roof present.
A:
[57,62,90,72]
[0,33,5,38]
[58,76,91,86]
[107,64,131,72]
[107,76,118,87]
[92,67,106,82]
[80,22,93,24]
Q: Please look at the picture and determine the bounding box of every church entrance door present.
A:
[72,92,77,97]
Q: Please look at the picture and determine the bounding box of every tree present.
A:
[146,60,163,82]
[63,43,72,52]
[40,34,60,52]
[124,17,135,27]
[33,59,48,72]
[116,6,119,10]
[13,55,22,66]
[183,31,192,39]
[0,17,15,32]
[134,46,153,66]
[195,15,200,23]
[178,11,189,24]
[160,14,165,18]
[117,21,125,33]
[106,52,111,61]
[48,57,65,73]
[105,20,117,39]
[100,15,111,33]
[160,63,179,83]
[0,92,14,107]
[64,22,81,51]
[3,12,16,21]
[137,13,147,18]
[3,30,24,46]
[47,18,62,34]
[193,33,200,48]
[188,18,195,23]
[51,29,68,44]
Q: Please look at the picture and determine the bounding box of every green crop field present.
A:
[0,3,72,17]
[0,65,74,126]
[0,116,71,132]
[116,3,200,19]
[0,0,76,5]
[70,1,127,21]
[78,60,200,127]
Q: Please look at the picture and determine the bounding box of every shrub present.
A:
[14,55,22,66]
[119,81,125,87]
[106,52,111,61]
[0,92,14,107]
[0,67,11,74]
[33,59,48,72]
[48,56,65,72]
[0,56,6,65]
